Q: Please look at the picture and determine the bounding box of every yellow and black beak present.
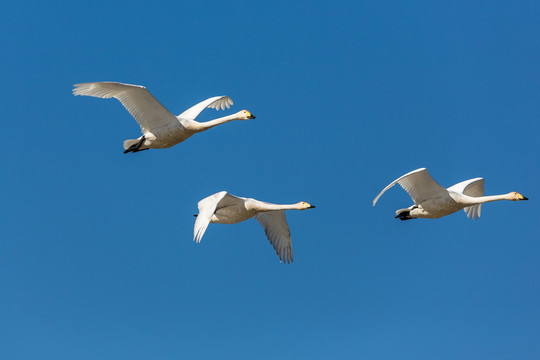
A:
[518,193,529,200]
[308,204,316,209]
[248,114,256,119]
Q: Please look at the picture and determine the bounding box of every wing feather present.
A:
[255,211,293,264]
[73,82,178,133]
[373,168,448,206]
[447,178,485,219]
[178,96,233,120]
[193,192,244,243]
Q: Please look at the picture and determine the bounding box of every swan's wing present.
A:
[193,191,244,243]
[447,178,485,219]
[254,211,293,264]
[373,168,448,206]
[178,96,233,120]
[447,178,485,196]
[73,82,178,133]
[463,204,482,220]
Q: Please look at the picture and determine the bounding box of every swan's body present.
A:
[73,82,255,153]
[193,191,315,263]
[373,168,527,220]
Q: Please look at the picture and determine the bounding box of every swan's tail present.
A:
[123,136,148,154]
[395,208,414,221]
[123,139,139,150]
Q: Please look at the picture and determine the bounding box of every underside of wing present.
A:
[464,205,482,220]
[447,178,485,197]
[178,96,233,120]
[254,211,293,264]
[194,191,245,243]
[373,168,448,206]
[73,82,178,133]
[447,178,485,220]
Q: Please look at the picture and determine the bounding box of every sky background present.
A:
[1,0,540,359]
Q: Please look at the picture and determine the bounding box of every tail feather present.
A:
[123,136,148,153]
[123,139,140,150]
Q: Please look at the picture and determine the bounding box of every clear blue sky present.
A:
[1,1,539,359]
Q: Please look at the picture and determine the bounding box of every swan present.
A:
[193,191,316,263]
[73,82,256,153]
[373,168,528,220]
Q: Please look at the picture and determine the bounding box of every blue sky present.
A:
[1,1,539,359]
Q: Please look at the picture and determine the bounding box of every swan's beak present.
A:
[248,114,256,119]
[518,193,528,200]
[308,205,316,209]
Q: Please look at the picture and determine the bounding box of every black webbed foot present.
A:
[395,210,414,221]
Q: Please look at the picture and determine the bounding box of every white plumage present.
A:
[73,82,255,153]
[373,168,527,220]
[193,191,315,264]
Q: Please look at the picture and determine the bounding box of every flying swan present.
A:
[373,168,528,220]
[193,191,316,263]
[73,82,255,153]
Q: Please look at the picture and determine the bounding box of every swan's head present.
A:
[298,201,316,210]
[238,110,256,120]
[510,192,528,201]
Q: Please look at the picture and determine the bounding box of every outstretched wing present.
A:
[254,211,293,264]
[447,178,485,196]
[447,178,485,219]
[373,168,448,206]
[178,96,233,120]
[73,82,178,133]
[193,191,244,243]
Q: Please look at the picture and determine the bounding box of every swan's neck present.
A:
[251,202,302,212]
[459,193,512,206]
[183,114,241,132]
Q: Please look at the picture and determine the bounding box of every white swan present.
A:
[373,168,528,220]
[193,191,316,263]
[73,82,255,153]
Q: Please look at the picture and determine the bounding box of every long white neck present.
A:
[251,202,303,212]
[184,114,241,132]
[459,193,513,206]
